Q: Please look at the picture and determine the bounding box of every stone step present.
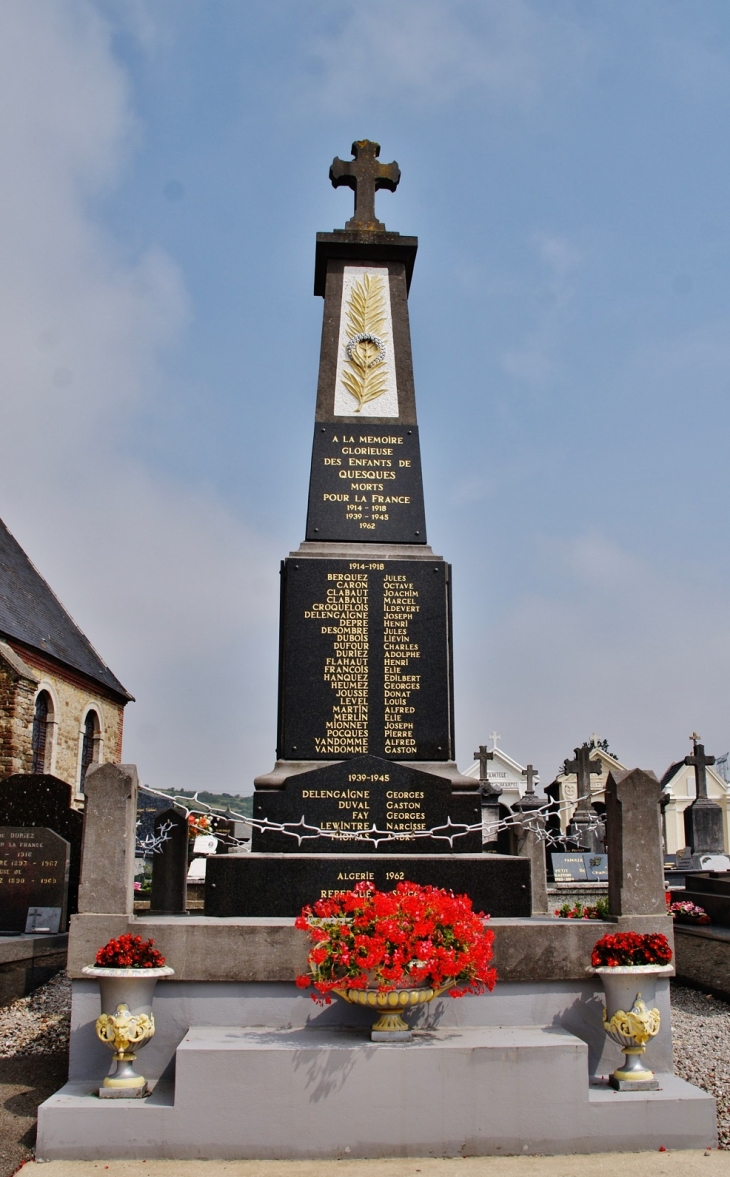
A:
[37,1024,717,1159]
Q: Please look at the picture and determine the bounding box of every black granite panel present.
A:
[0,775,82,916]
[252,756,481,855]
[306,423,426,543]
[0,827,70,932]
[278,561,453,761]
[205,852,531,918]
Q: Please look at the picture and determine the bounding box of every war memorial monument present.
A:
[36,142,718,1160]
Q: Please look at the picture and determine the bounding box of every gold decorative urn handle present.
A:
[602,993,661,1087]
[95,1003,155,1091]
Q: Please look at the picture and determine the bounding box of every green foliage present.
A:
[154,788,252,818]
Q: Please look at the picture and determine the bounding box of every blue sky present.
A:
[2,1,730,791]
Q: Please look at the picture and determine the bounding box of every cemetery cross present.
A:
[685,732,715,800]
[474,744,500,797]
[330,140,401,230]
[517,764,542,812]
[682,732,725,855]
[564,744,601,819]
[563,744,604,852]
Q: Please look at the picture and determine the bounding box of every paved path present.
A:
[19,1152,730,1176]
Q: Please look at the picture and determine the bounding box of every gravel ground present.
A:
[0,971,70,1059]
[671,982,730,1149]
[0,971,70,1177]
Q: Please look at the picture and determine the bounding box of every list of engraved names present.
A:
[383,575,420,756]
[280,559,451,761]
[308,570,369,755]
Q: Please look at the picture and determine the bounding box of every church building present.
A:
[463,734,536,809]
[0,517,132,799]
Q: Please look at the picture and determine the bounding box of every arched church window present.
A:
[79,709,100,792]
[32,690,51,773]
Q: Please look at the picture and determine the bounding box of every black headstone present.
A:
[0,775,83,917]
[685,797,725,855]
[150,808,189,915]
[253,756,481,855]
[278,559,453,761]
[0,826,70,932]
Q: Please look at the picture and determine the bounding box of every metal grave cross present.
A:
[685,733,715,800]
[563,744,602,815]
[330,140,401,230]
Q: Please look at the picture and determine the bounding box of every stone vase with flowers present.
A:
[590,931,673,1090]
[83,934,174,1097]
[295,880,497,1040]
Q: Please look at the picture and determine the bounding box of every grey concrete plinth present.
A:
[37,1024,716,1160]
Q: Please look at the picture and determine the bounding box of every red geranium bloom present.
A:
[294,881,497,1004]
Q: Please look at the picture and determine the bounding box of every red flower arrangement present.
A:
[591,931,672,968]
[95,934,166,969]
[295,880,497,1004]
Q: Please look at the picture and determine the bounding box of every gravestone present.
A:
[514,764,548,914]
[564,746,604,853]
[207,141,531,919]
[0,774,83,918]
[551,853,588,882]
[0,827,70,933]
[605,767,667,926]
[150,808,189,915]
[684,734,725,856]
[550,852,608,882]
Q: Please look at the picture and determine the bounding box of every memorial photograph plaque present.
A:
[0,827,70,933]
[278,558,453,760]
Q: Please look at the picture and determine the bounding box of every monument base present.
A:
[204,853,531,917]
[37,1024,716,1159]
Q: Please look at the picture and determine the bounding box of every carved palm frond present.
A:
[346,273,387,340]
[342,274,389,411]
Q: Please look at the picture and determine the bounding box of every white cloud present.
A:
[305,0,588,112]
[0,1,276,792]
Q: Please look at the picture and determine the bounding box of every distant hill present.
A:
[154,788,253,818]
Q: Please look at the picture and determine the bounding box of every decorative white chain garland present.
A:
[136,784,602,854]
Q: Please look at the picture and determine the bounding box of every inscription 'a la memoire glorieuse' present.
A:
[334,267,398,418]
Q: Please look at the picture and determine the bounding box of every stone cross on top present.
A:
[685,732,715,800]
[518,763,541,812]
[330,140,401,231]
[522,764,537,796]
[564,744,601,816]
[474,744,501,797]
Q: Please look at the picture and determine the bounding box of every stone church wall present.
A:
[0,643,36,776]
[0,642,124,795]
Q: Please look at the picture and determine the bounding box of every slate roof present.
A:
[0,517,132,701]
[660,761,684,790]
